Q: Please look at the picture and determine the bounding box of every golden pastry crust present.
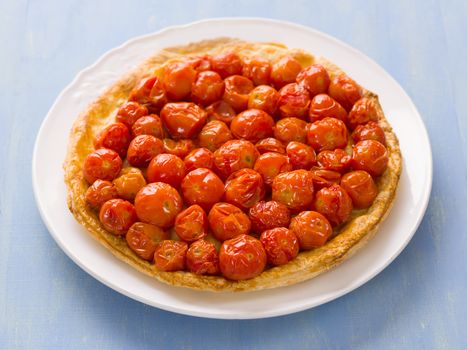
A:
[64,38,402,292]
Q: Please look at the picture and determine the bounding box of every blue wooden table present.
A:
[1,1,466,349]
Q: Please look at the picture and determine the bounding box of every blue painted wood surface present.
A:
[1,1,466,349]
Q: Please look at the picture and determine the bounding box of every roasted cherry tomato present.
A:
[209,51,243,78]
[351,121,386,146]
[347,97,378,130]
[208,203,251,241]
[206,100,236,125]
[260,227,299,266]
[286,141,316,169]
[222,75,254,112]
[328,74,363,111]
[126,135,163,168]
[270,56,302,89]
[213,140,259,179]
[174,205,208,242]
[160,102,207,140]
[181,168,225,210]
[314,184,353,226]
[317,149,352,173]
[230,109,275,143]
[224,168,265,210]
[191,70,225,106]
[188,55,211,72]
[271,169,314,211]
[351,140,389,177]
[307,117,349,152]
[219,234,266,280]
[341,170,378,209]
[249,200,291,234]
[147,153,186,188]
[116,101,148,127]
[83,148,122,184]
[255,138,286,154]
[126,222,169,261]
[309,93,347,123]
[93,122,131,158]
[253,152,293,186]
[242,56,271,86]
[296,64,330,97]
[247,85,279,116]
[131,114,165,139]
[85,179,118,210]
[183,147,214,173]
[154,240,188,272]
[162,138,195,158]
[162,61,197,100]
[197,120,233,152]
[274,117,308,144]
[277,83,310,119]
[113,167,147,201]
[186,239,220,275]
[309,167,342,190]
[99,199,137,235]
[289,211,332,249]
[134,182,183,228]
[129,76,167,113]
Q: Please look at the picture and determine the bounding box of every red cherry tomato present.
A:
[205,100,236,125]
[289,211,332,249]
[351,140,389,177]
[309,167,342,190]
[230,109,275,143]
[83,148,122,184]
[126,222,169,261]
[197,120,233,152]
[222,75,254,112]
[351,121,386,146]
[99,199,137,235]
[328,74,363,111]
[191,70,225,106]
[341,170,378,209]
[219,234,266,280]
[274,117,308,144]
[126,135,163,168]
[186,239,220,275]
[85,179,118,210]
[314,184,353,226]
[154,240,188,272]
[286,141,316,169]
[347,97,378,130]
[93,122,130,158]
[209,51,243,78]
[247,85,279,116]
[224,168,265,210]
[162,61,197,100]
[271,169,314,211]
[160,102,207,140]
[162,138,195,158]
[134,182,183,228]
[113,168,147,201]
[249,200,291,234]
[188,55,211,72]
[242,56,271,85]
[184,148,214,173]
[255,138,286,154]
[260,227,299,266]
[253,152,293,186]
[181,168,225,210]
[147,154,186,188]
[309,93,348,123]
[213,140,259,179]
[271,56,302,89]
[296,64,330,97]
[208,203,251,241]
[174,205,208,242]
[131,114,166,139]
[277,83,311,119]
[116,101,148,127]
[317,149,352,173]
[307,117,349,152]
[129,76,167,113]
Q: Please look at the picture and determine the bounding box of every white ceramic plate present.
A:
[32,18,432,319]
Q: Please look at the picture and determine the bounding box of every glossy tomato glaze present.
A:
[82,51,390,281]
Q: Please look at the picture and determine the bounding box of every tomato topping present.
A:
[328,74,362,111]
[317,149,352,173]
[307,117,349,152]
[274,117,308,144]
[188,55,211,72]
[208,203,251,241]
[85,179,118,210]
[253,152,293,186]
[184,148,214,173]
[131,114,165,139]
[309,167,342,190]
[134,182,183,228]
[224,168,265,210]
[271,170,314,211]
[249,200,291,234]
[219,234,266,280]
[116,101,148,127]
[289,211,332,249]
[351,140,389,177]
[309,93,347,123]
[129,76,167,113]
[277,83,311,119]
[154,240,188,272]
[93,122,130,158]
[286,141,316,169]
[242,56,271,86]
[83,148,122,184]
[347,97,378,130]
[341,170,378,209]
[113,167,147,201]
[255,138,286,154]
[181,168,224,210]
[260,227,299,266]
[206,100,236,125]
[351,121,386,146]
[222,75,254,112]
[160,102,207,140]
[147,153,186,188]
[314,184,353,226]
[99,199,137,235]
[247,85,279,116]
[191,70,225,106]
[174,205,208,242]
[162,61,197,100]
[230,109,275,143]
[210,51,243,78]
[197,120,233,152]
[127,135,163,168]
[296,64,330,97]
[162,138,195,158]
[126,222,169,261]
[213,139,259,179]
[186,239,220,275]
[270,56,302,89]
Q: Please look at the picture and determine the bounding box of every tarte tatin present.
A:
[64,38,401,291]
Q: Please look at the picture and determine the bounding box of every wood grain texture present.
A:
[0,0,466,349]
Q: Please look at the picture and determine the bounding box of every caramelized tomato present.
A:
[296,64,330,97]
[197,120,233,152]
[174,205,208,242]
[230,109,275,143]
[191,70,225,106]
[126,222,169,261]
[347,97,378,130]
[309,93,347,123]
[162,61,197,100]
[131,114,165,139]
[270,56,302,89]
[277,83,311,119]
[93,122,130,158]
[83,148,122,184]
[242,57,271,86]
[306,117,349,152]
[351,121,386,146]
[328,74,362,111]
[255,138,286,154]
[289,211,332,249]
[126,135,163,168]
[206,100,236,125]
[147,153,186,188]
[154,240,188,272]
[210,51,243,78]
[351,140,389,177]
[317,149,352,173]
[314,184,353,226]
[129,76,167,113]
[286,141,316,169]
[224,168,265,210]
[99,199,137,235]
[213,139,259,179]
[222,75,254,112]
[271,170,314,211]
[274,117,308,144]
[160,102,207,140]
[208,203,251,241]
[254,152,293,186]
[162,138,195,158]
[183,147,214,173]
[181,168,225,210]
[85,179,118,210]
[249,200,291,234]
[260,227,299,266]
[341,170,378,208]
[309,167,342,190]
[113,168,147,201]
[186,239,220,275]
[247,85,279,115]
[116,101,148,127]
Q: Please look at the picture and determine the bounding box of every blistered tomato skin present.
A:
[309,94,348,124]
[242,57,271,86]
[271,56,302,89]
[160,102,207,140]
[310,167,342,190]
[224,168,265,210]
[307,117,349,152]
[94,123,131,158]
[174,205,208,242]
[223,75,255,112]
[181,168,225,210]
[116,101,149,127]
[186,239,220,275]
[162,61,197,101]
[213,140,260,179]
[230,109,275,143]
[328,74,363,111]
[198,120,233,152]
[254,152,293,186]
[341,170,378,209]
[317,149,352,173]
[314,184,353,226]
[286,141,316,170]
[134,182,183,228]
[147,154,186,188]
[154,240,188,272]
[191,71,225,106]
[289,211,332,249]
[99,199,137,236]
[126,135,163,168]
[296,64,330,97]
[248,85,279,116]
[206,100,236,125]
[219,234,266,280]
[255,138,286,154]
[351,140,389,177]
[126,222,169,261]
[184,148,214,173]
[129,76,167,112]
[351,121,386,146]
[260,227,299,266]
[277,83,311,120]
[347,97,378,130]
[271,170,314,211]
[85,179,118,210]
[113,168,147,201]
[131,115,165,139]
[162,139,195,158]
[210,51,243,79]
[208,203,251,241]
[83,148,122,184]
[274,117,308,144]
[249,200,291,233]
